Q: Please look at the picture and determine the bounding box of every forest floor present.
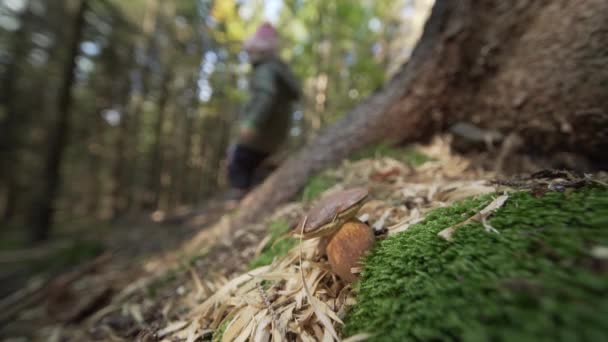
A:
[0,200,229,339]
[1,135,606,341]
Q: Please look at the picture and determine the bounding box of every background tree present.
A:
[233,0,608,227]
[27,0,88,242]
[0,0,429,241]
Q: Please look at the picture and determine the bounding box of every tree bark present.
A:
[0,6,32,222]
[28,0,88,242]
[146,68,174,210]
[125,0,159,213]
[85,108,106,217]
[231,0,608,228]
[175,76,199,207]
[110,62,134,219]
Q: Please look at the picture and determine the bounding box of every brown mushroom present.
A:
[326,220,375,282]
[298,187,375,282]
[299,187,369,238]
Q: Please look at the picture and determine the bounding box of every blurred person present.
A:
[226,23,301,200]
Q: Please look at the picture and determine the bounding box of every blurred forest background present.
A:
[0,0,433,243]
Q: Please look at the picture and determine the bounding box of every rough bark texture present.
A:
[231,0,608,228]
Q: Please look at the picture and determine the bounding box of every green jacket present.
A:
[239,57,301,153]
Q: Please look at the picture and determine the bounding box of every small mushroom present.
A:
[299,187,369,239]
[298,187,375,282]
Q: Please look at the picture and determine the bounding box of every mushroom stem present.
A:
[317,218,364,256]
[326,219,375,282]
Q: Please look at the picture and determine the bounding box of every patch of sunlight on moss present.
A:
[302,173,338,202]
[345,186,608,341]
[350,142,432,166]
[249,219,297,269]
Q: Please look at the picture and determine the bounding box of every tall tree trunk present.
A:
[2,182,18,222]
[165,100,181,212]
[175,76,200,206]
[195,114,212,203]
[230,0,608,228]
[177,106,195,206]
[124,84,148,213]
[0,6,32,222]
[28,0,88,242]
[111,67,133,219]
[146,69,174,210]
[125,0,159,213]
[198,115,217,199]
[84,107,107,217]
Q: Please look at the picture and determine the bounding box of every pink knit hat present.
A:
[244,22,279,53]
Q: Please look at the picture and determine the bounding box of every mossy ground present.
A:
[249,219,296,269]
[345,187,608,341]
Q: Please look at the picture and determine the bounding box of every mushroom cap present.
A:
[326,220,375,282]
[300,187,368,238]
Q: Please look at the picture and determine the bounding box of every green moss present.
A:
[249,219,297,269]
[302,173,338,202]
[211,316,232,342]
[345,187,608,341]
[401,147,433,166]
[350,143,433,166]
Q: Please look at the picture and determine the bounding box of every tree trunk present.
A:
[111,65,133,219]
[125,0,159,213]
[86,113,104,217]
[146,68,174,210]
[195,114,213,202]
[0,6,32,222]
[2,182,18,222]
[28,0,88,242]
[231,0,608,228]
[175,74,202,206]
